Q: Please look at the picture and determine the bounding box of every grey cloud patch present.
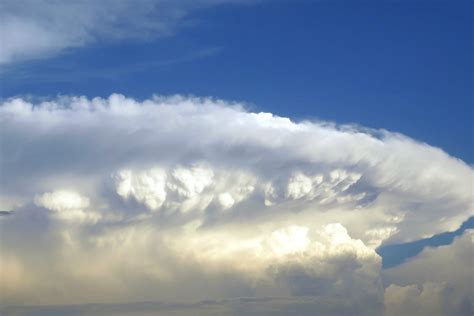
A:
[383,230,474,316]
[1,296,384,316]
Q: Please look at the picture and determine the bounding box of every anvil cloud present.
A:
[0,94,472,315]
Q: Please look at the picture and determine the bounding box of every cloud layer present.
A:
[0,94,472,315]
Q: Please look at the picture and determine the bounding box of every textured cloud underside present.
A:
[0,94,472,314]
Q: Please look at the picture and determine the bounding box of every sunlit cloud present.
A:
[0,94,472,315]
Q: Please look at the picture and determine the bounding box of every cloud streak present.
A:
[0,0,246,65]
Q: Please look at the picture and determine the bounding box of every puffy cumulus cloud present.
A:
[113,168,168,211]
[383,230,474,316]
[268,169,364,206]
[35,190,90,212]
[34,190,100,223]
[0,217,382,312]
[0,94,472,313]
[111,165,254,215]
[169,166,214,199]
[0,0,255,65]
[263,224,382,302]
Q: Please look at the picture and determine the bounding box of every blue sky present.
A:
[2,0,472,163]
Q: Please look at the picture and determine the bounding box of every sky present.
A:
[0,1,472,316]
[1,0,472,163]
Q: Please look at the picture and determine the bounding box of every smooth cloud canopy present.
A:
[0,94,472,315]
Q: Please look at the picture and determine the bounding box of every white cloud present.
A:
[113,168,167,211]
[0,93,470,229]
[267,225,310,255]
[33,190,100,223]
[35,190,90,212]
[2,93,469,243]
[168,166,214,199]
[0,94,472,312]
[284,169,362,203]
[0,0,254,65]
[218,192,235,209]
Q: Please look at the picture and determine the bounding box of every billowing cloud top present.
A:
[0,94,472,315]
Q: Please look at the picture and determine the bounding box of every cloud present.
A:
[0,0,252,65]
[383,230,473,316]
[0,94,472,313]
[35,190,90,212]
[384,282,472,316]
[0,214,383,310]
[1,94,471,242]
[113,168,168,211]
[34,190,101,223]
[1,297,383,316]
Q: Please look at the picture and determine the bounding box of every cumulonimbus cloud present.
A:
[0,94,472,314]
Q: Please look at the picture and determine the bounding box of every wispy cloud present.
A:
[0,46,222,84]
[0,0,248,65]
